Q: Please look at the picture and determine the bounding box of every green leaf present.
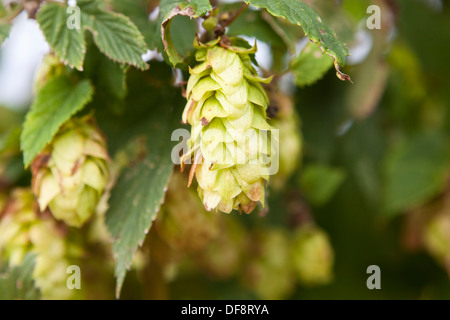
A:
[0,254,41,300]
[291,41,334,87]
[300,164,346,206]
[84,10,149,70]
[383,132,450,215]
[20,76,94,167]
[244,0,350,81]
[0,23,10,45]
[160,0,212,67]
[36,3,86,70]
[102,64,186,297]
[170,15,197,59]
[37,0,149,71]
[107,137,174,298]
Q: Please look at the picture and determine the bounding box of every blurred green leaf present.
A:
[300,164,346,206]
[0,23,10,45]
[20,76,94,167]
[291,41,334,87]
[342,0,372,22]
[0,254,41,300]
[0,126,20,154]
[383,132,450,215]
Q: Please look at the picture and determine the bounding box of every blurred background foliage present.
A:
[1,0,450,300]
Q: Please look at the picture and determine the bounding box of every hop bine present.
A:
[31,116,110,227]
[181,37,277,214]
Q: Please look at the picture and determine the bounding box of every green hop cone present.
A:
[0,188,83,299]
[31,116,110,227]
[195,215,246,280]
[181,37,276,214]
[0,189,38,266]
[243,228,295,299]
[291,225,334,286]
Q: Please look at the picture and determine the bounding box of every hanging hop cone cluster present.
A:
[0,188,82,299]
[181,37,277,214]
[31,116,110,227]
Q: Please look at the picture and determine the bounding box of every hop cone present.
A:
[195,216,246,280]
[0,189,38,266]
[0,188,82,299]
[291,225,334,286]
[31,116,110,227]
[244,228,294,299]
[181,37,276,214]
